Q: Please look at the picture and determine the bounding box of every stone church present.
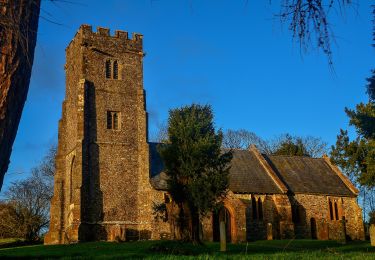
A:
[44,25,365,245]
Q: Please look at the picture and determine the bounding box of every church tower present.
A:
[45,25,153,244]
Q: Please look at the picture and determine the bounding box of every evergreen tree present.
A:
[330,7,375,189]
[158,104,232,243]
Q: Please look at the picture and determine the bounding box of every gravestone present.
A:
[370,224,375,246]
[267,223,273,240]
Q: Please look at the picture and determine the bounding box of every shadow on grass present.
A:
[0,240,42,249]
[149,239,375,256]
[0,239,373,259]
[149,240,216,256]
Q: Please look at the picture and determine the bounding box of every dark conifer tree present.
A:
[158,104,232,243]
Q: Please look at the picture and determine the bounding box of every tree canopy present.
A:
[330,118,375,188]
[330,12,375,189]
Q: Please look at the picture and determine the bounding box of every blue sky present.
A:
[1,0,373,192]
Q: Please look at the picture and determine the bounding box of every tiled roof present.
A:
[149,142,356,197]
[227,149,282,194]
[264,155,354,196]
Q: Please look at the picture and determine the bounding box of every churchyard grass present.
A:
[0,239,373,259]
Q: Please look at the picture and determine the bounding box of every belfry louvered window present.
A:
[105,59,120,79]
[113,60,119,79]
[105,60,111,78]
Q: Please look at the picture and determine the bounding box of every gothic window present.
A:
[105,60,111,79]
[107,111,120,130]
[251,196,263,221]
[113,60,118,79]
[329,200,334,220]
[252,197,257,220]
[334,202,339,220]
[257,198,263,220]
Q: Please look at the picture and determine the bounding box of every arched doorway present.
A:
[213,207,232,242]
[310,218,317,239]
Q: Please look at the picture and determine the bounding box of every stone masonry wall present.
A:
[235,193,294,241]
[292,194,365,241]
[45,28,85,244]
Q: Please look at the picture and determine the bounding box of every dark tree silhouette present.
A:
[158,104,232,243]
[0,0,41,189]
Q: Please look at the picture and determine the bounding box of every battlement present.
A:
[78,24,143,43]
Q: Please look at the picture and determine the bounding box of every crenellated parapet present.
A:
[74,24,143,52]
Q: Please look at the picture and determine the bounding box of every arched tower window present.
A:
[107,111,121,130]
[113,60,118,79]
[252,197,257,220]
[334,202,339,220]
[329,200,334,220]
[257,198,263,220]
[105,60,111,79]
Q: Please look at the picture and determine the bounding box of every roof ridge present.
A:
[268,154,321,159]
[249,145,289,193]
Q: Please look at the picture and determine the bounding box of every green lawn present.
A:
[0,239,373,259]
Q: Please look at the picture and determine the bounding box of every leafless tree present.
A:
[0,144,56,241]
[38,144,57,187]
[222,129,272,153]
[360,186,375,223]
[223,130,328,157]
[277,0,352,67]
[269,134,328,157]
[150,121,169,143]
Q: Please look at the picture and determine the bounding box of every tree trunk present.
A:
[177,202,189,241]
[190,207,201,244]
[0,0,41,189]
